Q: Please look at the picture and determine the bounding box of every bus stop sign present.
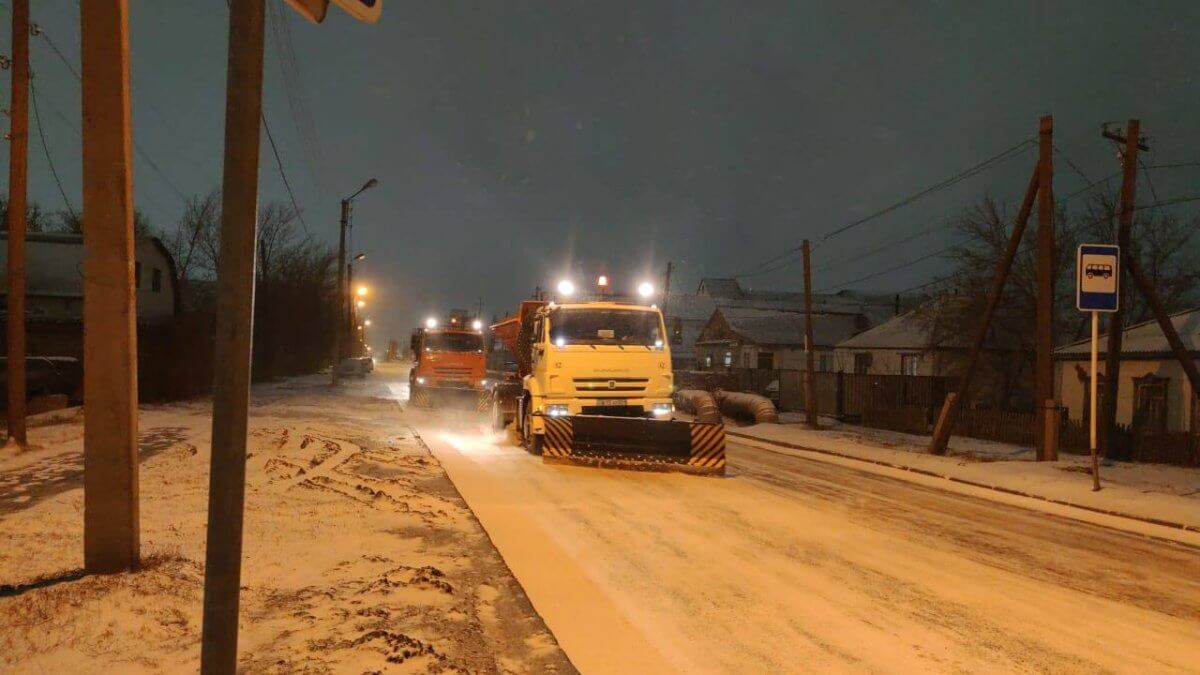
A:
[1077,244,1119,312]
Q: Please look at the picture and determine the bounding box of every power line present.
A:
[30,76,77,219]
[261,111,312,236]
[816,195,1200,293]
[734,137,1036,278]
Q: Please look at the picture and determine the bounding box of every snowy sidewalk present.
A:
[727,415,1200,535]
[0,374,572,673]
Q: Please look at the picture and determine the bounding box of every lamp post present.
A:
[332,180,376,385]
[347,252,365,357]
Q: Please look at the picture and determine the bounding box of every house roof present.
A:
[699,307,864,348]
[836,309,932,350]
[1054,308,1200,358]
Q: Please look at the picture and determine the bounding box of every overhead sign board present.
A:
[1076,244,1119,312]
[284,0,381,24]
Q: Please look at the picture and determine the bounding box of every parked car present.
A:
[338,356,373,377]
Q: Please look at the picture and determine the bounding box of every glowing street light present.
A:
[356,299,366,309]
[425,317,438,329]
[557,279,575,297]
[356,285,369,297]
[637,281,655,298]
[364,319,372,327]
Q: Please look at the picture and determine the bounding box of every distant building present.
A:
[834,308,962,376]
[1054,308,1199,433]
[694,306,865,371]
[664,276,905,370]
[0,232,180,357]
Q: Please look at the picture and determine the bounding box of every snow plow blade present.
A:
[541,415,725,475]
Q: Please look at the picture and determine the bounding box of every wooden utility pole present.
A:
[801,240,817,427]
[201,0,265,671]
[1035,115,1057,461]
[5,0,30,446]
[661,261,673,317]
[81,0,140,573]
[930,166,1040,455]
[1100,120,1140,458]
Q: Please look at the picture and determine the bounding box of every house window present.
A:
[817,353,831,372]
[134,262,141,288]
[723,351,732,367]
[703,355,713,369]
[152,268,162,292]
[853,352,872,374]
[757,351,774,370]
[1132,374,1168,433]
[670,317,683,345]
[901,354,919,376]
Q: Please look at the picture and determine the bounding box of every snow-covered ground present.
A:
[747,414,1200,531]
[0,371,573,673]
[411,397,1200,673]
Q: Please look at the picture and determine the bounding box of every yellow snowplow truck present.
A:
[490,291,725,475]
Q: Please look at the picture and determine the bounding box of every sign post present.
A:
[1076,244,1119,491]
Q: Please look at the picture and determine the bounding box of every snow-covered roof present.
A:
[837,310,930,350]
[1055,308,1200,358]
[700,307,864,348]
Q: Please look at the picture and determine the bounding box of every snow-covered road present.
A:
[406,404,1200,674]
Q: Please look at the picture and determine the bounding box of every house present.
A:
[1054,308,1199,433]
[834,308,961,375]
[664,276,906,369]
[0,232,180,357]
[694,306,865,371]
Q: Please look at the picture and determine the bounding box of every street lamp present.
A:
[333,178,378,385]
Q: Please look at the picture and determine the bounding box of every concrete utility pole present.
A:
[5,0,30,446]
[930,165,1040,455]
[332,199,348,384]
[80,0,140,573]
[801,240,817,428]
[201,0,265,671]
[1100,120,1141,457]
[1035,115,1057,461]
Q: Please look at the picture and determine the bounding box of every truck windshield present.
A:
[424,332,483,352]
[548,308,663,347]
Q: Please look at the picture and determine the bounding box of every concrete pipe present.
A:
[716,391,779,424]
[674,389,722,424]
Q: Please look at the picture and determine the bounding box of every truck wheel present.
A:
[522,405,543,456]
[492,398,506,431]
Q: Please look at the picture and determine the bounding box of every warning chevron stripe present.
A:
[542,417,574,457]
[688,423,726,469]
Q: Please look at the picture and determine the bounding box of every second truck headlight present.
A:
[545,404,570,417]
[651,403,673,416]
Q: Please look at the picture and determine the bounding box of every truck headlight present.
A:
[415,377,426,385]
[545,404,570,417]
[652,403,673,416]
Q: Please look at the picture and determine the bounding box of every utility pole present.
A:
[1100,120,1141,458]
[5,0,29,447]
[201,0,265,671]
[661,261,673,317]
[930,165,1040,455]
[347,259,356,357]
[1035,115,1057,461]
[81,0,140,573]
[801,240,817,428]
[331,199,348,384]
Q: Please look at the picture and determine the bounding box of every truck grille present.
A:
[573,377,648,393]
[434,366,472,380]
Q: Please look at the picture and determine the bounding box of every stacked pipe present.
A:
[714,390,779,424]
[674,389,722,424]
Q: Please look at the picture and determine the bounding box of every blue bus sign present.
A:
[1076,244,1119,312]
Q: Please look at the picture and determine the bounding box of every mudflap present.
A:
[540,415,725,476]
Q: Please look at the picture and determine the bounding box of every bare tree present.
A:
[162,189,222,284]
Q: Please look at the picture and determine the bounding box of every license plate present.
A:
[593,399,628,407]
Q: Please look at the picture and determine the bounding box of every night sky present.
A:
[3,1,1199,348]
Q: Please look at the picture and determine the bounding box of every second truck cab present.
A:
[410,312,487,405]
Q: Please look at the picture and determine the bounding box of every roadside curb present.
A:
[727,430,1200,535]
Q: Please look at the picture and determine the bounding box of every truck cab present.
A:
[519,301,674,443]
[409,322,487,405]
